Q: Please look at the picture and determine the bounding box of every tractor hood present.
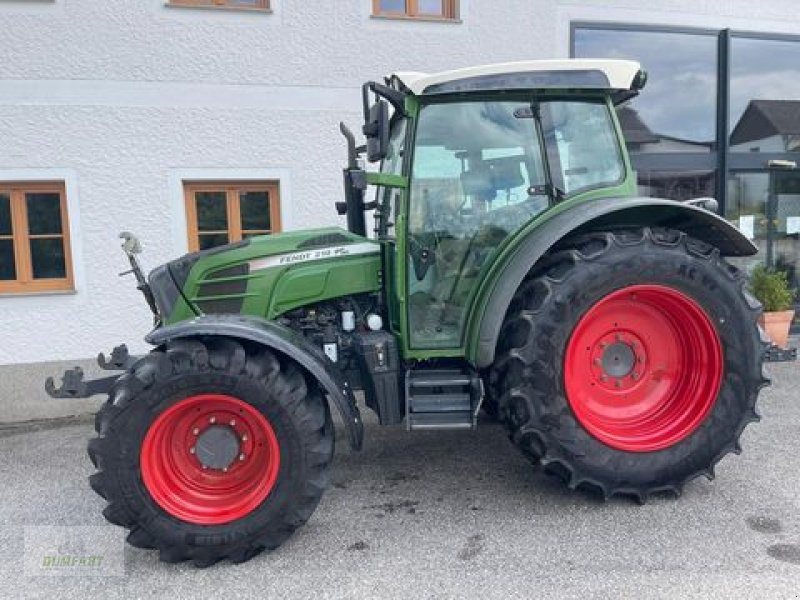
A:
[150,228,382,324]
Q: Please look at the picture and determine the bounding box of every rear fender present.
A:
[146,314,364,450]
[469,196,757,368]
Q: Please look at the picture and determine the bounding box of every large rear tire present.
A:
[492,228,769,502]
[88,337,334,566]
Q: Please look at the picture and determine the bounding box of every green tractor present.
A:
[47,59,768,566]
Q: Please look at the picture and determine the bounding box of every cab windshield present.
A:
[407,97,624,349]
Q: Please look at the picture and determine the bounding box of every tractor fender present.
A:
[471,196,757,368]
[146,314,364,450]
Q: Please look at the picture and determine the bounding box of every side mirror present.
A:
[363,99,390,163]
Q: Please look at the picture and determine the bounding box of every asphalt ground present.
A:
[0,362,798,599]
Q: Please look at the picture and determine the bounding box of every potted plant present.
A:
[750,265,796,349]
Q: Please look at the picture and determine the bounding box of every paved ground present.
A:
[1,363,799,599]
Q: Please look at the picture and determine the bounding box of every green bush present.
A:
[749,265,796,312]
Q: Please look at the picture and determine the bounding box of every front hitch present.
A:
[45,368,119,399]
[44,344,140,399]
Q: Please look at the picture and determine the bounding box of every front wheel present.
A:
[88,337,334,566]
[492,228,769,502]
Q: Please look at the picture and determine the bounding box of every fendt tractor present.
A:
[47,59,769,567]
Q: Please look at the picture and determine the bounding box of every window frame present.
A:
[372,0,458,21]
[0,181,74,295]
[184,181,281,252]
[167,0,270,12]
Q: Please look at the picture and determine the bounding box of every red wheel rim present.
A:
[564,284,723,452]
[140,394,280,525]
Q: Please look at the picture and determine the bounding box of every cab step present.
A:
[405,368,483,431]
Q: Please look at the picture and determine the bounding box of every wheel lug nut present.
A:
[189,446,196,454]
[631,372,639,380]
[241,434,248,442]
[222,467,228,473]
[239,453,246,461]
[593,358,601,366]
[615,379,622,388]
[209,416,216,424]
[230,419,236,427]
[615,334,623,342]
[202,464,208,470]
[600,375,608,382]
[192,428,200,435]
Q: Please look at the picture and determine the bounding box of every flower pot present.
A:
[758,310,796,349]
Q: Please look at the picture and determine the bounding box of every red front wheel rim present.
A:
[564,284,724,452]
[140,394,280,525]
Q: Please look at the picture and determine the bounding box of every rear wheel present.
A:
[492,228,769,501]
[89,337,334,566]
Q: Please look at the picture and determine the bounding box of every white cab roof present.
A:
[391,59,642,95]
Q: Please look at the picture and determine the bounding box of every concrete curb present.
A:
[0,358,105,424]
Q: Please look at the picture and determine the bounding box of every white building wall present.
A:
[1,0,800,372]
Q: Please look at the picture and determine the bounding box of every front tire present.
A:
[88,337,334,566]
[492,228,769,502]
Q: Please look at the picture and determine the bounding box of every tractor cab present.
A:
[343,60,647,356]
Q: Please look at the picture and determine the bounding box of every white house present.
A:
[2,0,800,422]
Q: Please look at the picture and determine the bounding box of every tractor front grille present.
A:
[193,264,250,315]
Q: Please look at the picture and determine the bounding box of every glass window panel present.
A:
[773,172,800,307]
[26,193,63,235]
[198,233,229,250]
[30,238,66,279]
[242,232,269,240]
[574,28,718,151]
[0,239,15,280]
[378,0,405,12]
[726,172,768,227]
[378,118,408,238]
[636,169,716,201]
[542,101,624,194]
[725,171,800,318]
[417,0,444,15]
[730,37,800,153]
[0,193,11,236]
[240,191,271,231]
[195,192,228,232]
